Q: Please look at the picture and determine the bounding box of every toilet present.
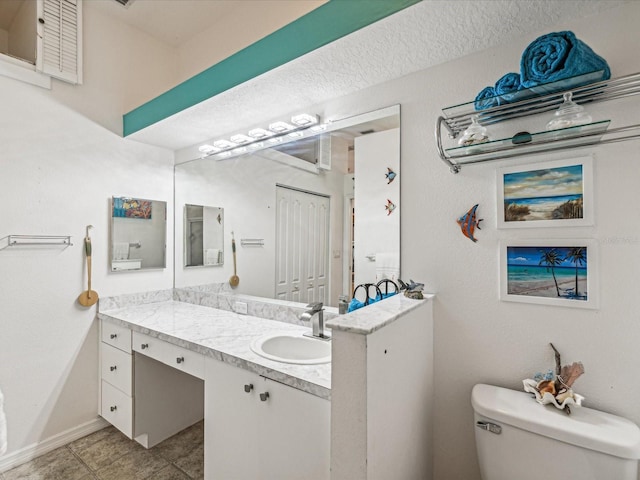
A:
[472,383,640,480]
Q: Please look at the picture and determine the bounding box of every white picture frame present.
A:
[499,239,598,309]
[497,156,594,229]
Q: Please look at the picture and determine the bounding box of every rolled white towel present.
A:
[112,242,130,261]
[0,387,7,455]
[204,248,220,266]
[375,252,400,282]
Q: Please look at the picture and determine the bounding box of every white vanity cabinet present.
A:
[99,321,134,438]
[132,331,204,379]
[205,357,330,480]
[99,320,204,448]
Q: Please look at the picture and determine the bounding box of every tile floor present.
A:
[0,421,204,480]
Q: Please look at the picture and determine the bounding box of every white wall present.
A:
[314,4,640,479]
[64,2,179,132]
[353,129,400,286]
[0,4,175,468]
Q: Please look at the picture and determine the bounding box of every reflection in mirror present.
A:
[184,204,224,267]
[110,196,167,272]
[174,105,400,306]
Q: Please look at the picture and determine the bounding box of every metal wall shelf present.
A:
[0,235,73,249]
[436,71,640,173]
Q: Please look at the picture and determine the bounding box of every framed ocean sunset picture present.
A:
[497,157,594,228]
[500,239,598,309]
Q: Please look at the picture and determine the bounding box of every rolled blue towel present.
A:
[494,72,523,102]
[520,31,610,89]
[375,292,397,302]
[474,86,500,111]
[347,298,364,313]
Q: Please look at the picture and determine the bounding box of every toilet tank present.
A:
[472,384,640,480]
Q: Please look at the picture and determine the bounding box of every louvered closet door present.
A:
[36,0,83,84]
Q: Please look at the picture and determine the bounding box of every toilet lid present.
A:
[472,384,640,460]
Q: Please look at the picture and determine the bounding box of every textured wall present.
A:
[311,4,639,479]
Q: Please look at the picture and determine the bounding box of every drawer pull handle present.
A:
[176,356,184,364]
[244,384,253,393]
[110,334,117,339]
[110,366,117,372]
[141,343,149,350]
[110,406,117,412]
[259,392,269,402]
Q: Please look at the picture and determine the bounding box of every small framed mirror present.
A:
[184,204,224,267]
[110,196,167,272]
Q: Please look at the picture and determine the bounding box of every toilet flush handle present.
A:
[476,421,502,435]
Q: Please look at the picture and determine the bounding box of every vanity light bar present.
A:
[199,113,323,160]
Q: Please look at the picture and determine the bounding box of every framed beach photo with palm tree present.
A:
[500,239,598,309]
[497,156,594,228]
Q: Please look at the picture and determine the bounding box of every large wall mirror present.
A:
[110,196,167,272]
[174,105,400,307]
[184,204,224,267]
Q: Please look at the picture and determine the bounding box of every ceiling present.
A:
[90,0,325,48]
[115,0,629,152]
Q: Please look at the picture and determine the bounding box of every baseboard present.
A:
[0,416,109,473]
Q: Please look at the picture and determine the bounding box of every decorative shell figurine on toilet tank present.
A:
[523,343,585,415]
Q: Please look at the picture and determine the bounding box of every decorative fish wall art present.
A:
[385,167,397,184]
[457,204,483,242]
[385,199,396,216]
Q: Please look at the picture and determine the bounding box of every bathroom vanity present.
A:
[97,290,433,480]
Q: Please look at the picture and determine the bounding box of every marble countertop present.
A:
[98,301,331,400]
[327,293,433,335]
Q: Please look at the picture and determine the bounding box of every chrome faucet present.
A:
[301,302,330,341]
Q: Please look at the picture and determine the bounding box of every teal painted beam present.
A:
[123,0,421,137]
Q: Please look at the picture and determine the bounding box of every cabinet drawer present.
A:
[101,343,133,395]
[101,380,133,438]
[133,332,204,380]
[101,321,132,353]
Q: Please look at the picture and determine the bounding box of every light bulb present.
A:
[291,114,319,126]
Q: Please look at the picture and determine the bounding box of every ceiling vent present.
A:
[113,0,136,7]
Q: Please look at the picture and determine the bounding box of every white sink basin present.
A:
[250,333,331,365]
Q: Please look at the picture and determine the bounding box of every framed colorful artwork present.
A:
[112,197,152,219]
[497,156,593,228]
[499,239,598,309]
